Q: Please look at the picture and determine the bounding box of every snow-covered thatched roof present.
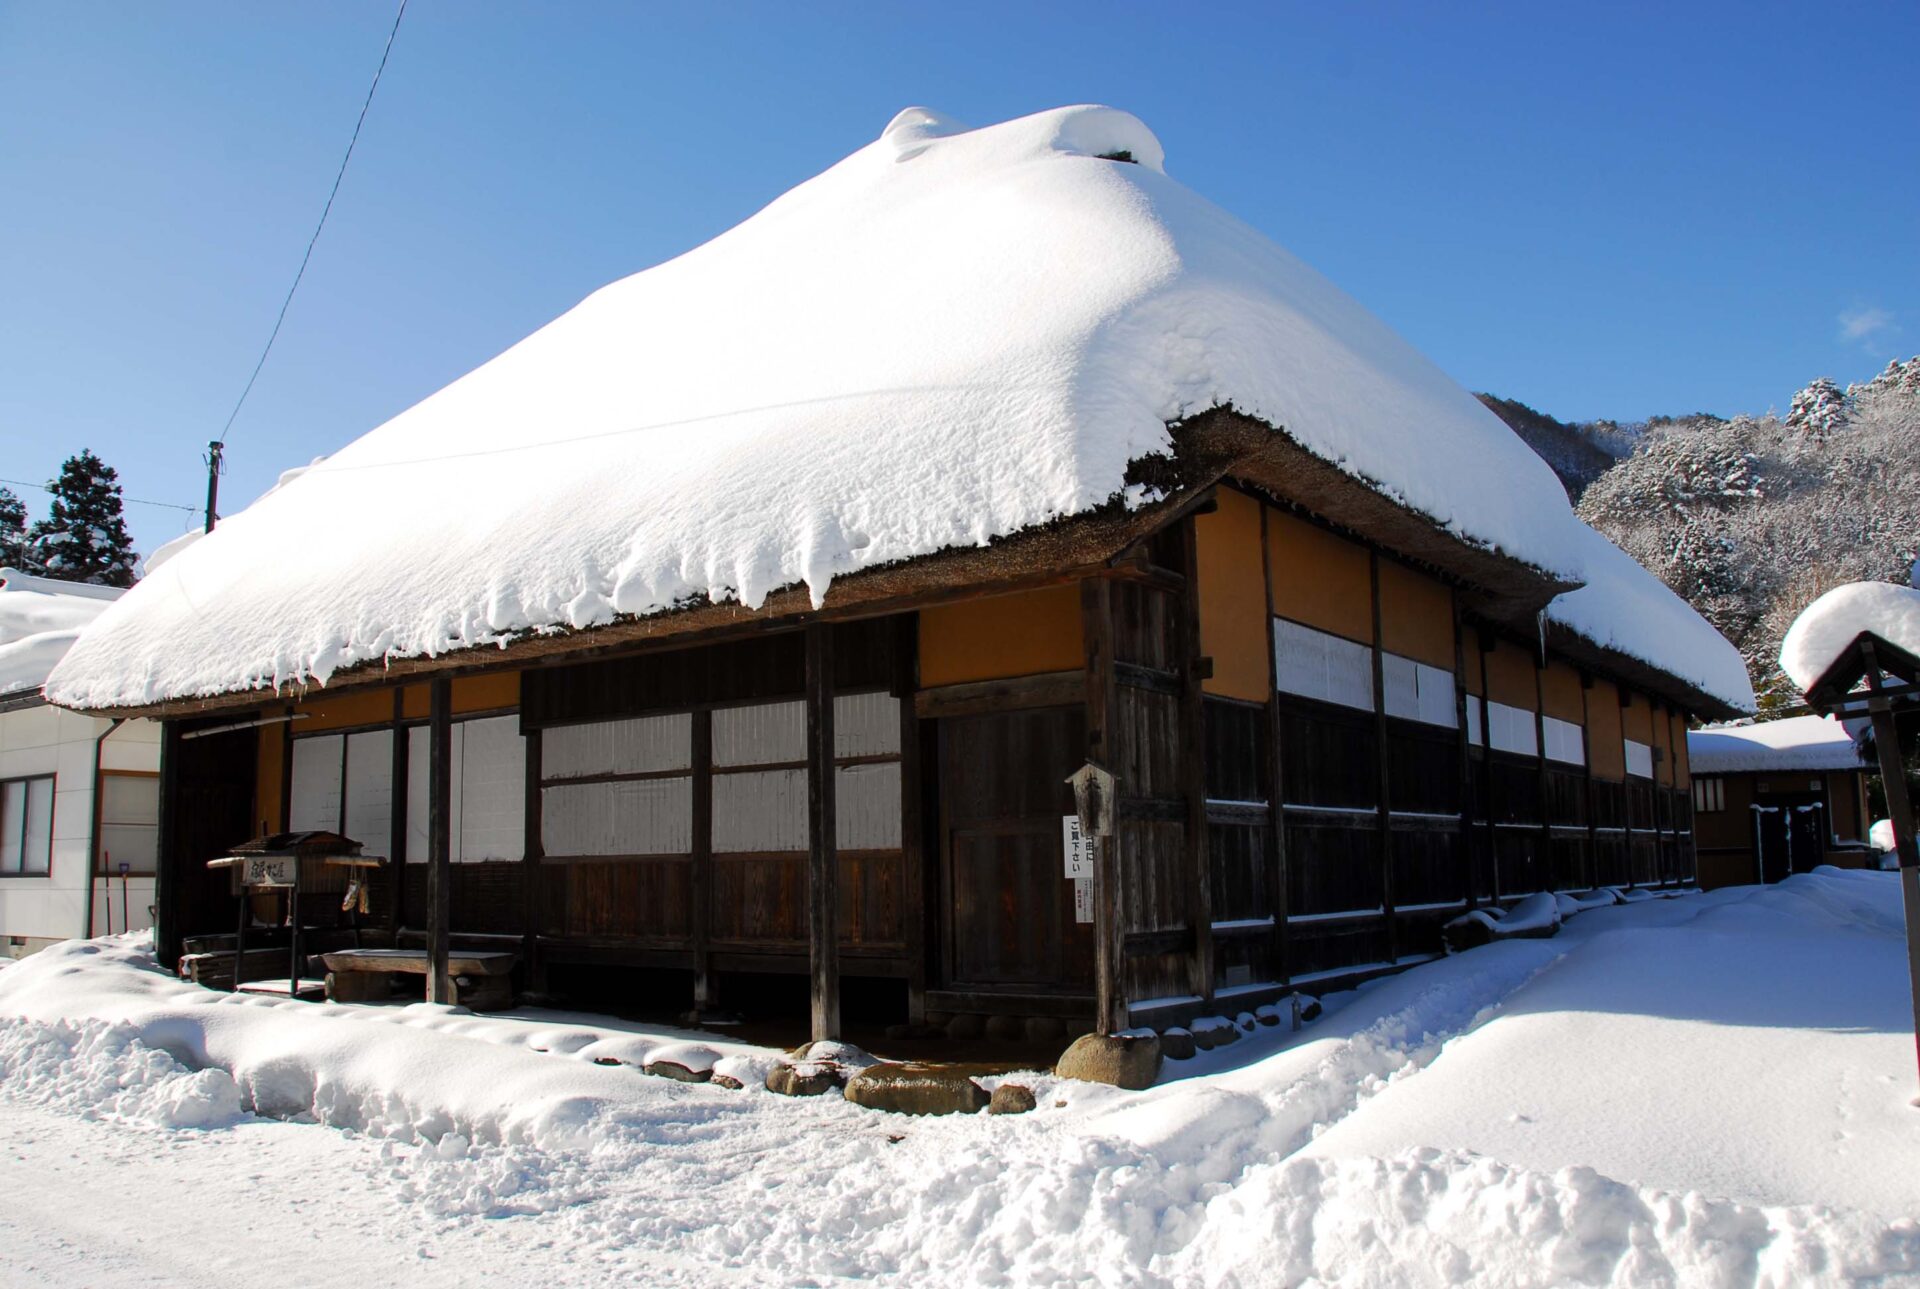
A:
[46,105,1751,715]
[1687,714,1869,776]
[0,568,121,699]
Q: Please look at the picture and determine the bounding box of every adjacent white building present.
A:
[0,568,161,957]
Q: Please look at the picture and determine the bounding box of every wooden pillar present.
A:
[426,677,453,1005]
[1178,518,1214,1003]
[1451,594,1474,909]
[805,623,840,1042]
[1368,552,1396,962]
[1260,507,1290,985]
[153,720,182,970]
[1476,631,1496,901]
[1580,674,1599,892]
[521,725,545,996]
[1082,577,1127,1034]
[1860,644,1920,1088]
[690,710,714,1016]
[389,690,408,932]
[896,612,928,1024]
[1533,656,1551,894]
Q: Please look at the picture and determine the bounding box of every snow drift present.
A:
[46,105,1748,714]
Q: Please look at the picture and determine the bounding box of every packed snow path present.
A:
[3,871,1918,1287]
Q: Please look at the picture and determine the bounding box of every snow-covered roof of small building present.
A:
[45,105,1750,715]
[0,568,122,698]
[1780,581,1920,692]
[1687,714,1868,775]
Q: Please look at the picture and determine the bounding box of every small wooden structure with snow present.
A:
[1780,582,1920,1084]
[210,830,384,1001]
[44,107,1754,1046]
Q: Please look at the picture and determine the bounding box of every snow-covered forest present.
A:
[1487,358,1920,707]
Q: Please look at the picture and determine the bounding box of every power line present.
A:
[0,476,199,515]
[217,0,409,443]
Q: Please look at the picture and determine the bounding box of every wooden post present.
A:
[153,720,182,970]
[1178,518,1214,1003]
[897,612,928,1024]
[805,623,840,1043]
[1581,674,1599,892]
[1261,507,1290,985]
[1477,632,1497,901]
[389,690,408,933]
[1368,552,1396,962]
[426,677,453,1005]
[690,709,714,1017]
[1451,593,1474,910]
[1082,577,1127,1034]
[522,725,544,997]
[1861,643,1920,1086]
[1534,657,1551,894]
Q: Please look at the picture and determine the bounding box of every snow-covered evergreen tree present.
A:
[0,487,26,569]
[26,450,139,587]
[1785,376,1848,444]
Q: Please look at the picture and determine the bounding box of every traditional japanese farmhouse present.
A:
[44,106,1754,1041]
[1688,715,1877,888]
[0,568,161,957]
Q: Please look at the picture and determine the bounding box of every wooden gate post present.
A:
[1863,645,1920,1087]
[427,677,453,1005]
[805,623,841,1043]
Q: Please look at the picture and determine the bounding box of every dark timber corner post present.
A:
[1861,643,1920,1087]
[1082,577,1127,1035]
[806,623,840,1043]
[427,677,453,1005]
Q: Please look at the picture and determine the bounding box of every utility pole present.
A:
[203,440,225,533]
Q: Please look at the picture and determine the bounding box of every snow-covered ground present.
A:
[4,870,1918,1286]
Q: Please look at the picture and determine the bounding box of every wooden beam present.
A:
[389,690,408,932]
[1534,655,1551,894]
[1178,517,1214,1005]
[1452,590,1477,909]
[805,623,840,1042]
[153,720,182,971]
[1368,551,1396,961]
[1261,505,1290,986]
[426,677,453,1005]
[914,670,1085,719]
[1082,577,1127,1034]
[521,725,544,995]
[690,709,714,1015]
[896,613,928,1024]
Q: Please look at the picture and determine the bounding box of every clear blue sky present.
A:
[2,2,1915,560]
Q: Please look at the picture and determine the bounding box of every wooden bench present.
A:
[321,948,518,1010]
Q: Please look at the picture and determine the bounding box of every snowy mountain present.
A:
[1493,359,1920,706]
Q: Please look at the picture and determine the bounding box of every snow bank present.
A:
[1689,713,1869,774]
[5,881,1920,1283]
[1781,579,1920,691]
[0,935,780,1151]
[48,104,1721,714]
[1872,818,1896,852]
[1546,526,1755,712]
[0,567,120,696]
[0,1016,243,1129]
